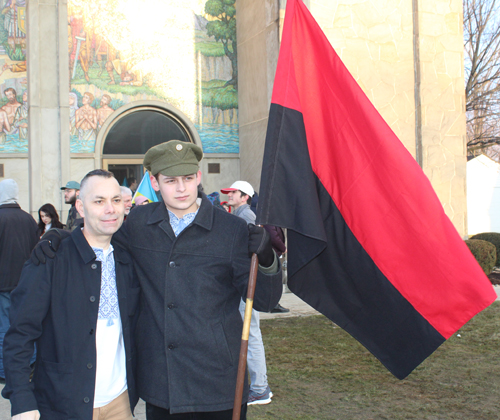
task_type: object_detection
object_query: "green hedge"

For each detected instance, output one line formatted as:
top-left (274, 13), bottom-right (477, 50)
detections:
top-left (470, 232), bottom-right (500, 266)
top-left (465, 239), bottom-right (497, 275)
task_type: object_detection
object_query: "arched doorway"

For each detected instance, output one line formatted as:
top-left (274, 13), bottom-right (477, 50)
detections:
top-left (96, 101), bottom-right (201, 185)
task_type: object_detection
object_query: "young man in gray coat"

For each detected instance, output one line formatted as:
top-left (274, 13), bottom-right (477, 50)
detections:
top-left (117, 140), bottom-right (282, 419)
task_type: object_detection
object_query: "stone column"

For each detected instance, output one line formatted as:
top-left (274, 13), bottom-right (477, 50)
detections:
top-left (27, 0), bottom-right (70, 216)
top-left (237, 0), bottom-right (280, 191)
top-left (416, 0), bottom-right (468, 236)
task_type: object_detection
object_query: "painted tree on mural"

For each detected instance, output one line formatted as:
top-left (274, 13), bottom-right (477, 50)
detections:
top-left (205, 0), bottom-right (237, 89)
top-left (464, 0), bottom-right (500, 158)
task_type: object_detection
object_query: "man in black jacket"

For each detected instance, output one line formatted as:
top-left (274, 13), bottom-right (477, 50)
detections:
top-left (0, 178), bottom-right (38, 380)
top-left (61, 180), bottom-right (84, 231)
top-left (2, 170), bottom-right (140, 420)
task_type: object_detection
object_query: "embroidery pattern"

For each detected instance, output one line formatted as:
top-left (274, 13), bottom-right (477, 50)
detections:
top-left (93, 245), bottom-right (120, 321)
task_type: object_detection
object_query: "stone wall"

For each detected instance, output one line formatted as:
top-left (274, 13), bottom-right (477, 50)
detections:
top-left (416, 0), bottom-right (467, 235)
top-left (310, 0), bottom-right (467, 235)
top-left (237, 0), bottom-right (280, 192)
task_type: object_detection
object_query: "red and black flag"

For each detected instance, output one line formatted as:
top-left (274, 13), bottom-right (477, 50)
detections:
top-left (257, 0), bottom-right (496, 379)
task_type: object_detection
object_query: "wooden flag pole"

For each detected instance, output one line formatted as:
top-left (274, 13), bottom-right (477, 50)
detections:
top-left (232, 253), bottom-right (259, 420)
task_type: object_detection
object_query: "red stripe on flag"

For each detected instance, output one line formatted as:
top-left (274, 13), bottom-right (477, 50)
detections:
top-left (273, 0), bottom-right (495, 339)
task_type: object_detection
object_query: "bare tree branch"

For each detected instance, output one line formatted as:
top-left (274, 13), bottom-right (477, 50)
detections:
top-left (465, 0), bottom-right (500, 157)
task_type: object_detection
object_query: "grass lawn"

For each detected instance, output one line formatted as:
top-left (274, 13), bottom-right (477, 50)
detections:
top-left (248, 302), bottom-right (500, 419)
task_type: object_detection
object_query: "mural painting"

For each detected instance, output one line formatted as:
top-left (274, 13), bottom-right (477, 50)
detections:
top-left (68, 0), bottom-right (238, 154)
top-left (0, 0), bottom-right (27, 154)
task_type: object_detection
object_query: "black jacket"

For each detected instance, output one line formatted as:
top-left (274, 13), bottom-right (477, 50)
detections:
top-left (0, 203), bottom-right (38, 292)
top-left (2, 227), bottom-right (140, 419)
top-left (114, 195), bottom-right (282, 414)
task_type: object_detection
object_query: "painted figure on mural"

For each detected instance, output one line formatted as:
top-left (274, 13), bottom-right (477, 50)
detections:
top-left (1, 88), bottom-right (20, 128)
top-left (75, 92), bottom-right (97, 146)
top-left (2, 61), bottom-right (26, 74)
top-left (2, 0), bottom-right (26, 44)
top-left (63, 0), bottom-right (240, 154)
top-left (106, 59), bottom-right (143, 87)
top-left (68, 9), bottom-right (90, 83)
top-left (69, 92), bottom-right (79, 137)
top-left (0, 108), bottom-right (11, 145)
top-left (97, 94), bottom-right (114, 129)
top-left (12, 89), bottom-right (27, 141)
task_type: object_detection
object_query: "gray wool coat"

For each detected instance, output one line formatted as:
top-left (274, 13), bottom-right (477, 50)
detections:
top-left (114, 194), bottom-right (282, 414)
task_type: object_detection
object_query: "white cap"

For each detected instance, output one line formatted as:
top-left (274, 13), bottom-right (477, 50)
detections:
top-left (220, 181), bottom-right (255, 197)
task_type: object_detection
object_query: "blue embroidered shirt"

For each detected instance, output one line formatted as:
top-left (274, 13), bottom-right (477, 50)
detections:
top-left (93, 245), bottom-right (120, 323)
top-left (168, 209), bottom-right (199, 236)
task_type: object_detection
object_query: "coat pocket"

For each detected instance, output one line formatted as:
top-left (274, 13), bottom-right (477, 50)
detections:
top-left (211, 322), bottom-right (233, 370)
top-left (35, 359), bottom-right (73, 415)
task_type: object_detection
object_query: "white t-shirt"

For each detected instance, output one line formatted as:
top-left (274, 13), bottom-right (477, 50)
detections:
top-left (92, 245), bottom-right (127, 408)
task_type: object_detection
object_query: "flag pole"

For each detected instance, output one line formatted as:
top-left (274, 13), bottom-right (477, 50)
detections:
top-left (232, 253), bottom-right (259, 420)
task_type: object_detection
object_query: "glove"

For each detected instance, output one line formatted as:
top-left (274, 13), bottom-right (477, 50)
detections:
top-left (248, 224), bottom-right (274, 268)
top-left (31, 229), bottom-right (68, 265)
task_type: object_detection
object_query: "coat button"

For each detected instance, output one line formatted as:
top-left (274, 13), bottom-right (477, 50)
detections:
top-left (87, 363), bottom-right (93, 369)
top-left (169, 261), bottom-right (176, 268)
top-left (89, 329), bottom-right (94, 335)
top-left (90, 296), bottom-right (96, 302)
top-left (167, 303), bottom-right (174, 309)
top-left (168, 344), bottom-right (175, 350)
top-left (91, 263), bottom-right (97, 269)
top-left (83, 397), bottom-right (90, 403)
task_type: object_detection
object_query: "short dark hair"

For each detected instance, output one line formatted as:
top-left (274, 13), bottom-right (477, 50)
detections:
top-left (79, 169), bottom-right (115, 200)
top-left (127, 177), bottom-right (137, 185)
top-left (239, 190), bottom-right (252, 205)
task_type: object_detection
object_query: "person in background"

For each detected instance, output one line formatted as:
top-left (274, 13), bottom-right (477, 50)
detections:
top-left (207, 191), bottom-right (226, 211)
top-left (134, 196), bottom-right (150, 206)
top-left (221, 181), bottom-right (274, 406)
top-left (221, 201), bottom-right (230, 213)
top-left (221, 181), bottom-right (256, 224)
top-left (121, 186), bottom-right (133, 218)
top-left (61, 180), bottom-right (83, 231)
top-left (264, 225), bottom-right (290, 313)
top-left (127, 177), bottom-right (138, 195)
top-left (247, 191), bottom-right (290, 314)
top-left (250, 191), bottom-right (259, 215)
top-left (0, 179), bottom-right (38, 381)
top-left (37, 203), bottom-right (64, 238)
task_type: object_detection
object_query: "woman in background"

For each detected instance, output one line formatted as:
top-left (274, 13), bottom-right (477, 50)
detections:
top-left (37, 203), bottom-right (64, 238)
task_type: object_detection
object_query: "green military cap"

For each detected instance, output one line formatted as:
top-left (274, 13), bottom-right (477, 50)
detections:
top-left (143, 140), bottom-right (203, 177)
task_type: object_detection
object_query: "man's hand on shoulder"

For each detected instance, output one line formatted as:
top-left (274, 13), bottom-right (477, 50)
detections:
top-left (30, 229), bottom-right (70, 265)
top-left (12, 410), bottom-right (40, 420)
top-left (248, 224), bottom-right (274, 268)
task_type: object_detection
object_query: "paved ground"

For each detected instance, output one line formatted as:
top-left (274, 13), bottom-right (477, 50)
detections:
top-left (0, 291), bottom-right (318, 419)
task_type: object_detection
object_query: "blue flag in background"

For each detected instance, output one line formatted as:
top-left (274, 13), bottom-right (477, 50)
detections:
top-left (132, 172), bottom-right (159, 204)
top-left (122, 177), bottom-right (129, 187)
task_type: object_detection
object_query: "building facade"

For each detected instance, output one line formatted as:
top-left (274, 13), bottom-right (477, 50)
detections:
top-left (0, 0), bottom-right (468, 235)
